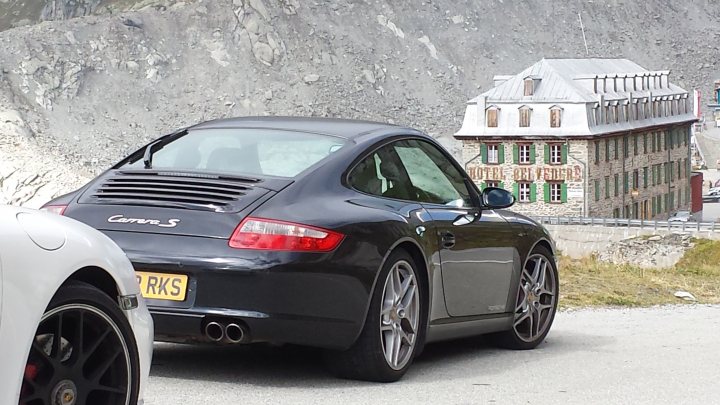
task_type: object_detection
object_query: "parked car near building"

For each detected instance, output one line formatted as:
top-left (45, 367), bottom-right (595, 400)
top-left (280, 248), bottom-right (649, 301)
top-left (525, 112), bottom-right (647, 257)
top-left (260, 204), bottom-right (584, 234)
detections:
top-left (0, 205), bottom-right (153, 405)
top-left (42, 117), bottom-right (559, 382)
top-left (668, 210), bottom-right (692, 222)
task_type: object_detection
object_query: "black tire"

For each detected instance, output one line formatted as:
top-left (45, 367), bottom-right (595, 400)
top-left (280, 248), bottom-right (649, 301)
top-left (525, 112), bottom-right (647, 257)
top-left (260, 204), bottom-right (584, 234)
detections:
top-left (20, 281), bottom-right (140, 405)
top-left (488, 245), bottom-right (559, 350)
top-left (324, 249), bottom-right (424, 382)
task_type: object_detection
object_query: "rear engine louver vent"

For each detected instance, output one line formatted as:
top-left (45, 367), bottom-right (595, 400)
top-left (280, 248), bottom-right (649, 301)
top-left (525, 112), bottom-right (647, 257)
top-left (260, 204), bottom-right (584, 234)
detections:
top-left (84, 171), bottom-right (259, 212)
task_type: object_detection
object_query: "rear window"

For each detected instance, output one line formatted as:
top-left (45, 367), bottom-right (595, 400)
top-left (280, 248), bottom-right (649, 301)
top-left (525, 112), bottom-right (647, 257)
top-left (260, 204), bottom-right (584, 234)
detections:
top-left (123, 128), bottom-right (347, 177)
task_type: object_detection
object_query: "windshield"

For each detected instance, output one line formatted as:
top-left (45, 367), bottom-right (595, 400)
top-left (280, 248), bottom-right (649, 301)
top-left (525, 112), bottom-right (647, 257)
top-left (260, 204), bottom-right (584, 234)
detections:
top-left (122, 128), bottom-right (347, 178)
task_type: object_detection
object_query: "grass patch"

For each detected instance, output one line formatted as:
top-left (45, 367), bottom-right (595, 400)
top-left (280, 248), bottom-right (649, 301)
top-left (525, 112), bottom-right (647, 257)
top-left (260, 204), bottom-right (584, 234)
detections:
top-left (559, 239), bottom-right (720, 309)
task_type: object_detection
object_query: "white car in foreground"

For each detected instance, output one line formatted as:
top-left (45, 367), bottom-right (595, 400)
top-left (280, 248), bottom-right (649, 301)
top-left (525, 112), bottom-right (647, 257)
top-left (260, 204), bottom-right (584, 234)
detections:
top-left (0, 205), bottom-right (152, 405)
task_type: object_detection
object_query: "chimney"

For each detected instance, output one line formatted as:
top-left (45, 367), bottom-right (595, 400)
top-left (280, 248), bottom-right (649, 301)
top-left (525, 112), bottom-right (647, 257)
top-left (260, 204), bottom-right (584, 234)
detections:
top-left (476, 96), bottom-right (487, 127)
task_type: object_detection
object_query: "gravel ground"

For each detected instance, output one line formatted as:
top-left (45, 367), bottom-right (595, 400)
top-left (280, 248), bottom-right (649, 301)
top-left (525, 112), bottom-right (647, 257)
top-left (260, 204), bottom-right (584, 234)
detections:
top-left (145, 305), bottom-right (720, 405)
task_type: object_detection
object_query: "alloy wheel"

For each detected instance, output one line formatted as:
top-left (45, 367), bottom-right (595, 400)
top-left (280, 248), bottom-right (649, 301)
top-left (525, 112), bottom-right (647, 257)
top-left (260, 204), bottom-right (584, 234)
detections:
top-left (20, 304), bottom-right (132, 405)
top-left (380, 260), bottom-right (420, 371)
top-left (513, 254), bottom-right (557, 343)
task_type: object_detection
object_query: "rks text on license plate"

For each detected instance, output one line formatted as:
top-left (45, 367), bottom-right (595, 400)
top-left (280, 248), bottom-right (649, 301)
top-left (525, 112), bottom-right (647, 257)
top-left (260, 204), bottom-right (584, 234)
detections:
top-left (135, 271), bottom-right (188, 301)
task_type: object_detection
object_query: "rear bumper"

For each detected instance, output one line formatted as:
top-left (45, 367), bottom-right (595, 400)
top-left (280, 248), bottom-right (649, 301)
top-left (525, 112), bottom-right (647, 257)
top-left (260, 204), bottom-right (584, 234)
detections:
top-left (101, 230), bottom-right (380, 350)
top-left (149, 306), bottom-right (361, 349)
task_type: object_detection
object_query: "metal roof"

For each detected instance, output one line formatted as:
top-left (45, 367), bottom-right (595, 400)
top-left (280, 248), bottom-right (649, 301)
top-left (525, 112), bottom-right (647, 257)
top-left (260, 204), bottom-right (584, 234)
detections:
top-left (473, 58), bottom-right (687, 103)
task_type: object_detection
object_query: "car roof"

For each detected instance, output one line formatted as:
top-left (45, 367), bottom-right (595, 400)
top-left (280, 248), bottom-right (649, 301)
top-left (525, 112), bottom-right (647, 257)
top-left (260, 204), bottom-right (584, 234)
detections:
top-left (187, 116), bottom-right (410, 140)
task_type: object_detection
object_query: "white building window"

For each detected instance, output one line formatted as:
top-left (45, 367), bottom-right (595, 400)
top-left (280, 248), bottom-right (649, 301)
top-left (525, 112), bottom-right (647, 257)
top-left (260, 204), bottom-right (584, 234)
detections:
top-left (550, 106), bottom-right (562, 128)
top-left (486, 107), bottom-right (499, 127)
top-left (487, 144), bottom-right (499, 164)
top-left (519, 106), bottom-right (532, 127)
top-left (550, 144), bottom-right (562, 165)
top-left (611, 104), bottom-right (619, 123)
top-left (550, 182), bottom-right (562, 203)
top-left (524, 79), bottom-right (534, 96)
top-left (519, 144), bottom-right (531, 164)
top-left (518, 182), bottom-right (531, 202)
top-left (486, 180), bottom-right (499, 188)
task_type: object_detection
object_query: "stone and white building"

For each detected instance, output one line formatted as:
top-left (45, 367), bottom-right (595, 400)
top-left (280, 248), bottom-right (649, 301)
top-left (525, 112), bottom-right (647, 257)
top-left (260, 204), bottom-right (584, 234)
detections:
top-left (455, 58), bottom-right (697, 219)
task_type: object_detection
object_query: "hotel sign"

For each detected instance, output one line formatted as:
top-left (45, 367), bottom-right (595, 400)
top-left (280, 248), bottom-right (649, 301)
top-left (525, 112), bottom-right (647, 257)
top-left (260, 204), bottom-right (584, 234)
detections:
top-left (467, 165), bottom-right (583, 182)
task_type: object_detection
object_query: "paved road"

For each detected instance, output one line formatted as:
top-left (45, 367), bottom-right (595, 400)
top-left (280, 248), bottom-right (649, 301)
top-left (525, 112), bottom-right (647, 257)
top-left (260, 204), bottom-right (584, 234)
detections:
top-left (695, 126), bottom-right (720, 170)
top-left (145, 305), bottom-right (720, 405)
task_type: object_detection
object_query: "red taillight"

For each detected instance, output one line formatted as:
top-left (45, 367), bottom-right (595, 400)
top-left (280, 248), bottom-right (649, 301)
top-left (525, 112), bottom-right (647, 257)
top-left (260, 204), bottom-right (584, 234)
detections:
top-left (41, 205), bottom-right (67, 215)
top-left (229, 217), bottom-right (344, 252)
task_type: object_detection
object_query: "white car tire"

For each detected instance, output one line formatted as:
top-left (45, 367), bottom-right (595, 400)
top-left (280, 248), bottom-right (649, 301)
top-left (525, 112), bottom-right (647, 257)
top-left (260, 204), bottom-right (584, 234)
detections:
top-left (19, 281), bottom-right (140, 405)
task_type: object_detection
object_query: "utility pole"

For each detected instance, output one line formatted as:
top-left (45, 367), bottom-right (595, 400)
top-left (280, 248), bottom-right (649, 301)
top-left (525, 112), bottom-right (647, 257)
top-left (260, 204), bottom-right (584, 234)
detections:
top-left (578, 11), bottom-right (589, 56)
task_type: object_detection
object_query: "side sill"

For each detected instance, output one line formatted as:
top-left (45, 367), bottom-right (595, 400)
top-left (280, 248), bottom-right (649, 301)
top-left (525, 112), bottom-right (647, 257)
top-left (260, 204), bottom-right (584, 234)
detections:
top-left (426, 314), bottom-right (513, 343)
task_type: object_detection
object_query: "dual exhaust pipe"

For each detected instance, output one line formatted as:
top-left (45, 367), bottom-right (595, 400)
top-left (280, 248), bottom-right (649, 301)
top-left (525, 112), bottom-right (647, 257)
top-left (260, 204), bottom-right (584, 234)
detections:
top-left (204, 321), bottom-right (248, 344)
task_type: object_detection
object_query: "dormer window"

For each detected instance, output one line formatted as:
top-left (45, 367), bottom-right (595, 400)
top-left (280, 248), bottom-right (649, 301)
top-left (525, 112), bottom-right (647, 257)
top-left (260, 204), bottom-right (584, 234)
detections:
top-left (486, 106), bottom-right (499, 127)
top-left (519, 106), bottom-right (532, 127)
top-left (524, 79), bottom-right (534, 96)
top-left (550, 106), bottom-right (562, 128)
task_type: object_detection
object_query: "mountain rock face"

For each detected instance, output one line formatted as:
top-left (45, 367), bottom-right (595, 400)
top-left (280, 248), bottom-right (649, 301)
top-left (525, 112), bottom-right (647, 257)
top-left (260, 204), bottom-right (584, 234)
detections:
top-left (0, 0), bottom-right (719, 207)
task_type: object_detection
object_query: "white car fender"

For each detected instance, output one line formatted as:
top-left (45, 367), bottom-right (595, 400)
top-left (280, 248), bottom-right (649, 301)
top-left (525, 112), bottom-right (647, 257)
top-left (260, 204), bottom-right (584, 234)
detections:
top-left (0, 207), bottom-right (152, 405)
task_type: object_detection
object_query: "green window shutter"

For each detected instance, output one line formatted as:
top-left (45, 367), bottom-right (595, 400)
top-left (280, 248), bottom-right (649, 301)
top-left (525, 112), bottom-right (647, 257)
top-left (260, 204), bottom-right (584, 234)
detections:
top-left (623, 136), bottom-right (628, 158)
top-left (605, 177), bottom-right (610, 199)
top-left (498, 144), bottom-right (505, 164)
top-left (561, 183), bottom-right (568, 203)
top-left (543, 183), bottom-right (550, 203)
top-left (623, 172), bottom-right (629, 193)
top-left (605, 140), bottom-right (610, 161)
top-left (652, 197), bottom-right (656, 216)
top-left (530, 144), bottom-right (536, 164)
top-left (481, 143), bottom-right (488, 164)
top-left (614, 139), bottom-right (618, 160)
top-left (616, 175), bottom-right (620, 196)
top-left (498, 181), bottom-right (505, 189)
top-left (512, 183), bottom-right (519, 199)
top-left (480, 182), bottom-right (486, 190)
top-left (633, 135), bottom-right (638, 155)
top-left (594, 142), bottom-right (599, 163)
top-left (561, 144), bottom-right (568, 164)
top-left (513, 144), bottom-right (519, 164)
top-left (530, 183), bottom-right (537, 203)
top-left (652, 165), bottom-right (657, 186)
top-left (651, 134), bottom-right (655, 152)
top-left (594, 180), bottom-right (599, 201)
top-left (544, 144), bottom-right (550, 164)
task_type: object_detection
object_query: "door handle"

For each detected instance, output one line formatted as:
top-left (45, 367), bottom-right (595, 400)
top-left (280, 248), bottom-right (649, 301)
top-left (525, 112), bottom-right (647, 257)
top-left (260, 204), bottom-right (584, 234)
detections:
top-left (441, 231), bottom-right (456, 248)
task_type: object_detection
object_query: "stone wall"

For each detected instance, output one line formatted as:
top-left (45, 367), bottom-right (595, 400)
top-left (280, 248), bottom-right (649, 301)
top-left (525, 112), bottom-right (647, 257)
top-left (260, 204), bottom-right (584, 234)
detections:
top-left (544, 224), bottom-right (720, 264)
top-left (586, 125), bottom-right (692, 219)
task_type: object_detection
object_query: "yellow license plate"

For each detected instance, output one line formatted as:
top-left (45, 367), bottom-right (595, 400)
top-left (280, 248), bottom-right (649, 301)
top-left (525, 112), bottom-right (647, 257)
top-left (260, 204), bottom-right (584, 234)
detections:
top-left (135, 271), bottom-right (188, 301)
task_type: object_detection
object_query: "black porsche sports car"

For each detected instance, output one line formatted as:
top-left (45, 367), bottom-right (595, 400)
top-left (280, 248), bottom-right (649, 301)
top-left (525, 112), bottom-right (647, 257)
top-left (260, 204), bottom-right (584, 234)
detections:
top-left (43, 117), bottom-right (559, 382)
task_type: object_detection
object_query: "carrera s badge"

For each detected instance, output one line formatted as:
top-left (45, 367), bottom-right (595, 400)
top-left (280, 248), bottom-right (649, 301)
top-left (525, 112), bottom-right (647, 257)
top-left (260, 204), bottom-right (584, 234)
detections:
top-left (107, 214), bottom-right (180, 228)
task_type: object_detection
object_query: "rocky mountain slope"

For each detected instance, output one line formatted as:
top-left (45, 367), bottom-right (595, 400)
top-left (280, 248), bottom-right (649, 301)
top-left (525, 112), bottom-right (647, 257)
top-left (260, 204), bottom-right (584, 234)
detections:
top-left (1, 0), bottom-right (719, 207)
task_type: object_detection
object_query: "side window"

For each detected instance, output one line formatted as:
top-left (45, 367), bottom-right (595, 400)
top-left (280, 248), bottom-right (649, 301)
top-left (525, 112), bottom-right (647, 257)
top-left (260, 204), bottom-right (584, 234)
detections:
top-left (392, 139), bottom-right (472, 207)
top-left (348, 145), bottom-right (414, 200)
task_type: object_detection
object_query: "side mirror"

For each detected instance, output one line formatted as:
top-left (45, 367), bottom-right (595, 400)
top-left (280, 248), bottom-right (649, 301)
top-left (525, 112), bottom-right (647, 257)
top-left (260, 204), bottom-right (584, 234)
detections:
top-left (481, 187), bottom-right (515, 209)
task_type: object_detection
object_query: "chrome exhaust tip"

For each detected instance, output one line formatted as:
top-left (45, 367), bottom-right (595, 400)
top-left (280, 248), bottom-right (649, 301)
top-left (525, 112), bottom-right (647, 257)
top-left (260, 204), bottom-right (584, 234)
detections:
top-left (205, 321), bottom-right (224, 342)
top-left (224, 323), bottom-right (245, 344)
